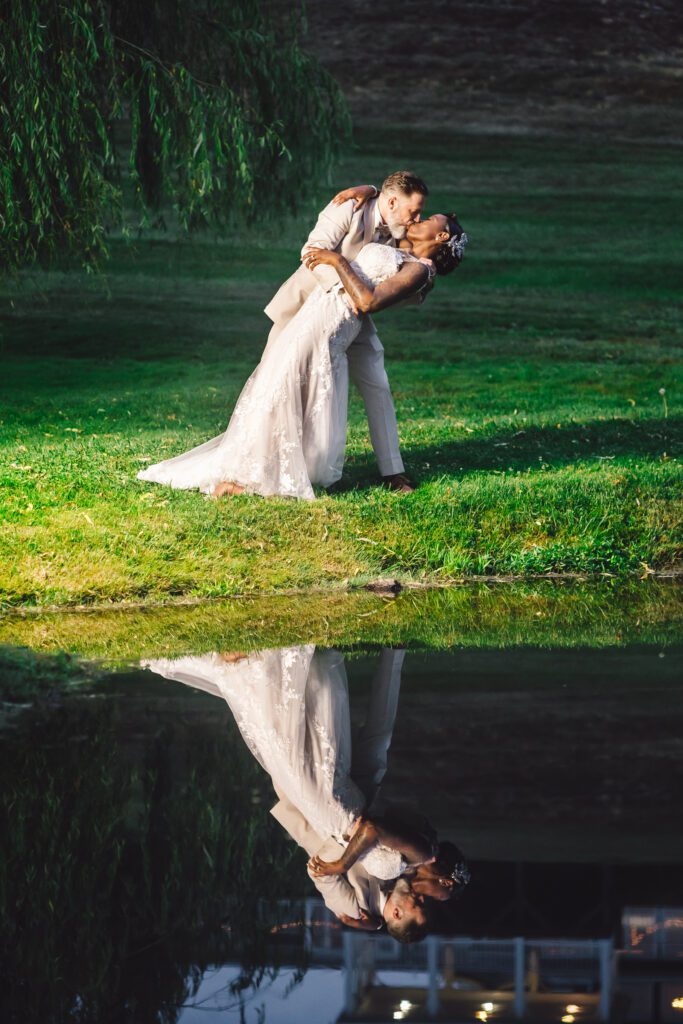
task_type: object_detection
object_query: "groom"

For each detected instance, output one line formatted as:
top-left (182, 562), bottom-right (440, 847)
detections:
top-left (264, 171), bottom-right (429, 494)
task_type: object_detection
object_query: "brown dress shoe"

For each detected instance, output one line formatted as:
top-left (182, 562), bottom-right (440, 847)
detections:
top-left (381, 473), bottom-right (415, 494)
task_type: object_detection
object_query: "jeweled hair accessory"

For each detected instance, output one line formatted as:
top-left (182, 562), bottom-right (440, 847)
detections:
top-left (451, 861), bottom-right (471, 888)
top-left (448, 231), bottom-right (468, 262)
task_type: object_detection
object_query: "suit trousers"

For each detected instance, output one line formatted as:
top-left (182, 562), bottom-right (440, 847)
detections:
top-left (266, 315), bottom-right (405, 477)
top-left (351, 648), bottom-right (404, 807)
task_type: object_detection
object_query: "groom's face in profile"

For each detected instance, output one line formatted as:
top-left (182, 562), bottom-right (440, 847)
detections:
top-left (384, 190), bottom-right (425, 239)
top-left (384, 878), bottom-right (428, 926)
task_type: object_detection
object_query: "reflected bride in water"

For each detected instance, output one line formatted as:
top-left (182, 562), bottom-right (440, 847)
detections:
top-left (143, 645), bottom-right (469, 943)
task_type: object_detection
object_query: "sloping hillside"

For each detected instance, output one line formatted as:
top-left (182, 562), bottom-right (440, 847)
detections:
top-left (302, 0), bottom-right (683, 138)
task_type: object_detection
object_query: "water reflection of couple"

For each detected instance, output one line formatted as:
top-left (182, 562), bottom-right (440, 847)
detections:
top-left (144, 646), bottom-right (469, 944)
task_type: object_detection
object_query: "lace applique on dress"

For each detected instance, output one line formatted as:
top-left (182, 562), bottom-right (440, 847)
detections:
top-left (358, 844), bottom-right (407, 881)
top-left (143, 646), bottom-right (364, 840)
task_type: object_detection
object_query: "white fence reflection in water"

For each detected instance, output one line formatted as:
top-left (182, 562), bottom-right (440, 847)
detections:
top-left (342, 934), bottom-right (612, 1021)
top-left (268, 899), bottom-right (614, 1021)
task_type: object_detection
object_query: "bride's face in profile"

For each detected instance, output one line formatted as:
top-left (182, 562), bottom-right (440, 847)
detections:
top-left (410, 861), bottom-right (456, 901)
top-left (406, 214), bottom-right (452, 258)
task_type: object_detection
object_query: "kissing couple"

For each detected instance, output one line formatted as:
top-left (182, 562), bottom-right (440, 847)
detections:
top-left (144, 645), bottom-right (470, 943)
top-left (138, 171), bottom-right (467, 500)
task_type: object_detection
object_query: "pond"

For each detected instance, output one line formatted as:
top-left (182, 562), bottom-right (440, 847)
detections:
top-left (1, 581), bottom-right (681, 1024)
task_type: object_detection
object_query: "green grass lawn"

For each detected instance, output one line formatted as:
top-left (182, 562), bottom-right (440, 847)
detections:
top-left (1, 128), bottom-right (681, 607)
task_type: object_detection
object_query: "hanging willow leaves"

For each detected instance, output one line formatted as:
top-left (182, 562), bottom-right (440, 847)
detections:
top-left (0, 0), bottom-right (351, 270)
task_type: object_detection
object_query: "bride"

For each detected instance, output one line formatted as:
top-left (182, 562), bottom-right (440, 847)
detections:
top-left (137, 213), bottom-right (467, 500)
top-left (142, 645), bottom-right (427, 880)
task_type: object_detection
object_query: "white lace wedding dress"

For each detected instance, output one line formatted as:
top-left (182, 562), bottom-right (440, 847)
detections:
top-left (143, 645), bottom-right (406, 879)
top-left (137, 244), bottom-right (420, 500)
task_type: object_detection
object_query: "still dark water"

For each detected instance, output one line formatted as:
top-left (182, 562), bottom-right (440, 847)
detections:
top-left (1, 593), bottom-right (682, 1024)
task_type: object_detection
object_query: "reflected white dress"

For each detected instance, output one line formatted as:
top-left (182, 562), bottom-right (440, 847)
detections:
top-left (143, 645), bottom-right (406, 879)
top-left (137, 244), bottom-right (420, 500)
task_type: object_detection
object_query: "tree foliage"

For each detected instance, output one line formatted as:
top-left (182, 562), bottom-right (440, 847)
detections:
top-left (0, 0), bottom-right (351, 270)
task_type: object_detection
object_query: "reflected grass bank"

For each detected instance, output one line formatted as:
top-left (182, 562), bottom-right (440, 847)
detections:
top-left (0, 579), bottom-right (680, 670)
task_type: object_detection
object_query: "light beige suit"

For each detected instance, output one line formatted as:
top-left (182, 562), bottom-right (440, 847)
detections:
top-left (263, 197), bottom-right (405, 477)
top-left (271, 791), bottom-right (386, 920)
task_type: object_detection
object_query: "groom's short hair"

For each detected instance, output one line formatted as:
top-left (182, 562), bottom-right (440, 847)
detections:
top-left (382, 171), bottom-right (429, 198)
top-left (387, 915), bottom-right (429, 944)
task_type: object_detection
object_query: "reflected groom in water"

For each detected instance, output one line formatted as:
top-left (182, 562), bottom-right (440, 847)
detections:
top-left (143, 645), bottom-right (465, 941)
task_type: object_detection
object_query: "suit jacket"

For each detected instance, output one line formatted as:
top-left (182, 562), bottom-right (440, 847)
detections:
top-left (263, 197), bottom-right (392, 325)
top-left (270, 787), bottom-right (385, 921)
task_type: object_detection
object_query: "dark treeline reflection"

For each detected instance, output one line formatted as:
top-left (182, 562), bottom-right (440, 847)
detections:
top-left (0, 693), bottom-right (307, 1023)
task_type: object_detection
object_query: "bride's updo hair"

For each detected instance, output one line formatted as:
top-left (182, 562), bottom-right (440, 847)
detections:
top-left (433, 214), bottom-right (468, 276)
top-left (435, 840), bottom-right (471, 898)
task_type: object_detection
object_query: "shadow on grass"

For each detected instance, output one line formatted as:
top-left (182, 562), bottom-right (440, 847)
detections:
top-left (333, 415), bottom-right (680, 490)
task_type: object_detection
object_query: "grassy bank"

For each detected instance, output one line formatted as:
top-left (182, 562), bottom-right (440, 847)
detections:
top-left (1, 128), bottom-right (681, 607)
